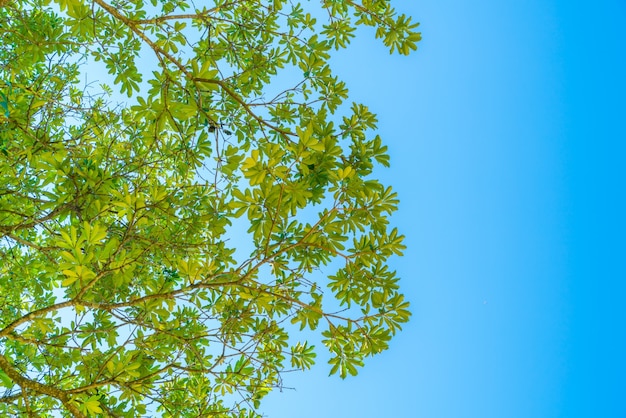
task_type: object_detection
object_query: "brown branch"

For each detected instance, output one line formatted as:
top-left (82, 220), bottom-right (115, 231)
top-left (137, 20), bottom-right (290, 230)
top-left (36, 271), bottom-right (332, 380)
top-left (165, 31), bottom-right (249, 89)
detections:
top-left (0, 391), bottom-right (22, 403)
top-left (131, 2), bottom-right (237, 25)
top-left (6, 233), bottom-right (57, 252)
top-left (0, 202), bottom-right (74, 237)
top-left (92, 0), bottom-right (296, 143)
top-left (0, 354), bottom-right (86, 418)
top-left (84, 279), bottom-right (238, 310)
top-left (134, 12), bottom-right (211, 25)
top-left (5, 331), bottom-right (83, 352)
top-left (194, 77), bottom-right (295, 141)
top-left (0, 300), bottom-right (76, 338)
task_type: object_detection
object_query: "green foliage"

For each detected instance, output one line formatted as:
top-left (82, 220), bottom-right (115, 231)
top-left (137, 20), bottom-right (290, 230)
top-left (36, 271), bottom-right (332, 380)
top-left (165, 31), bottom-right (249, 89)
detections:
top-left (0, 0), bottom-right (419, 416)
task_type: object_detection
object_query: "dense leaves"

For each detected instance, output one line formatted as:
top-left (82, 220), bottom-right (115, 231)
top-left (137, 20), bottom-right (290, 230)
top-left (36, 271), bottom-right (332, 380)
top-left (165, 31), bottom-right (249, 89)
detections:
top-left (0, 0), bottom-right (419, 416)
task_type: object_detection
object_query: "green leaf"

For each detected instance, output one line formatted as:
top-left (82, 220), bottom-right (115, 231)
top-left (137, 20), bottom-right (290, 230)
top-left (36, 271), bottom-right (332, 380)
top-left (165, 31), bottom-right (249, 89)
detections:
top-left (0, 371), bottom-right (13, 388)
top-left (84, 396), bottom-right (103, 415)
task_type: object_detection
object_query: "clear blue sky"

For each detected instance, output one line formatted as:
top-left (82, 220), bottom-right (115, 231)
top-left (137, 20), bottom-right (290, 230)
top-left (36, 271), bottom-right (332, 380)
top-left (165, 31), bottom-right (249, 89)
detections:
top-left (260, 0), bottom-right (626, 417)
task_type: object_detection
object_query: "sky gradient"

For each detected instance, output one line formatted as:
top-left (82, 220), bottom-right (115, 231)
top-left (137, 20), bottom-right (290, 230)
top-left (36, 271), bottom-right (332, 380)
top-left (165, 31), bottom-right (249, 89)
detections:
top-left (260, 1), bottom-right (626, 417)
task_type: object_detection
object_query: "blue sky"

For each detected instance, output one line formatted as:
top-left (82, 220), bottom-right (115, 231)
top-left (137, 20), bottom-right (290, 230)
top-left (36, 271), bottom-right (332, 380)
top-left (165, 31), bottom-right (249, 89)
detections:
top-left (260, 1), bottom-right (626, 417)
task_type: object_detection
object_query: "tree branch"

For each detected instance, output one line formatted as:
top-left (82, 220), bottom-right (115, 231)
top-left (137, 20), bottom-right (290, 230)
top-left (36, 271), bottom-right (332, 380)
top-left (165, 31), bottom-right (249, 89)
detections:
top-left (92, 0), bottom-right (296, 143)
top-left (0, 354), bottom-right (86, 418)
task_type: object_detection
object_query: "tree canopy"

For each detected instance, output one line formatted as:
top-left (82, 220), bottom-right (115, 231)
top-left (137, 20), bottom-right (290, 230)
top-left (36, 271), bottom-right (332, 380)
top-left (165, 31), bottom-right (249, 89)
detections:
top-left (0, 0), bottom-right (420, 416)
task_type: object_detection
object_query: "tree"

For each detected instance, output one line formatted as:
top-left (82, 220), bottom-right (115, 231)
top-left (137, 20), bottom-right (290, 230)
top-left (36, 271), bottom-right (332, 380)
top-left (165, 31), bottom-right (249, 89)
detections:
top-left (0, 0), bottom-right (420, 416)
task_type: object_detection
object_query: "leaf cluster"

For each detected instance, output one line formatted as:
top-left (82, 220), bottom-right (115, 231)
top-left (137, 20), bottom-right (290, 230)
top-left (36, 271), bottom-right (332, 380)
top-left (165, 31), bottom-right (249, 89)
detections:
top-left (0, 0), bottom-right (419, 416)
